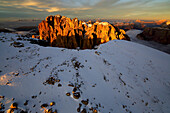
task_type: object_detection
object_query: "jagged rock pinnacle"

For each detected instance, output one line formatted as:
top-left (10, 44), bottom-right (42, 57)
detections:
top-left (35, 15), bottom-right (130, 49)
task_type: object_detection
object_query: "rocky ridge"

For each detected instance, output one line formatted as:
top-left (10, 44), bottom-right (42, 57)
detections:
top-left (33, 15), bottom-right (130, 49)
top-left (137, 27), bottom-right (170, 44)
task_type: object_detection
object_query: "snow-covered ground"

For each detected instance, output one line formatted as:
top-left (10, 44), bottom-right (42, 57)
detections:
top-left (0, 32), bottom-right (170, 113)
top-left (126, 29), bottom-right (170, 54)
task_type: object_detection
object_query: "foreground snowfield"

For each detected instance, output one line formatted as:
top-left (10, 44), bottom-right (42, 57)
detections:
top-left (0, 33), bottom-right (170, 113)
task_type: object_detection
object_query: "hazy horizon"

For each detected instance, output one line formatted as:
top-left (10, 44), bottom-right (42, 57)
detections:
top-left (0, 0), bottom-right (170, 21)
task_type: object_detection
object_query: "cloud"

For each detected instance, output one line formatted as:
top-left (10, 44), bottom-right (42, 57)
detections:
top-left (21, 1), bottom-right (39, 6)
top-left (0, 0), bottom-right (170, 20)
top-left (0, 0), bottom-right (92, 13)
top-left (124, 11), bottom-right (146, 17)
top-left (46, 7), bottom-right (61, 12)
top-left (46, 7), bottom-right (91, 13)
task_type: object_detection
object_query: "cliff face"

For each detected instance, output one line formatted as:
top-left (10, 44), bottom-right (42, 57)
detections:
top-left (137, 27), bottom-right (170, 44)
top-left (35, 15), bottom-right (130, 49)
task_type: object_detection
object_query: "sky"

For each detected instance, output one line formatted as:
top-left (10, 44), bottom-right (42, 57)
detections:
top-left (0, 0), bottom-right (170, 21)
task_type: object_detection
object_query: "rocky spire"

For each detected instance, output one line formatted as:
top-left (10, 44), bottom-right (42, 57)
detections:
top-left (36, 15), bottom-right (130, 49)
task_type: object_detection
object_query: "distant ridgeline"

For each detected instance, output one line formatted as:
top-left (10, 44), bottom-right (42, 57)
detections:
top-left (137, 21), bottom-right (170, 45)
top-left (32, 15), bottom-right (130, 49)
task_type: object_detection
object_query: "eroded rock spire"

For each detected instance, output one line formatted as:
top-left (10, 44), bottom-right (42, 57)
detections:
top-left (33, 15), bottom-right (130, 49)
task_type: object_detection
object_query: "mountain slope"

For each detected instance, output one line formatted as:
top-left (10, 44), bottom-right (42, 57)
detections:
top-left (126, 29), bottom-right (170, 54)
top-left (0, 33), bottom-right (170, 113)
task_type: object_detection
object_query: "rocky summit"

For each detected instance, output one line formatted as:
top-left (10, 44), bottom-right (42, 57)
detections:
top-left (33, 15), bottom-right (130, 49)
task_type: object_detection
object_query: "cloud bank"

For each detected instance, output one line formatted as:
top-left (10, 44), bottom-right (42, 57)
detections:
top-left (0, 0), bottom-right (170, 20)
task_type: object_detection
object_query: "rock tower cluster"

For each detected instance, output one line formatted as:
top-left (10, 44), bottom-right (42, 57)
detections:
top-left (33, 15), bottom-right (130, 49)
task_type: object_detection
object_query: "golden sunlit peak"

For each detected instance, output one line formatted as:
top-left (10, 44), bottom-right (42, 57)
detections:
top-left (166, 21), bottom-right (170, 25)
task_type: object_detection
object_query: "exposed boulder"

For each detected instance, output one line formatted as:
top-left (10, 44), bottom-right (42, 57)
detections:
top-left (10, 102), bottom-right (18, 109)
top-left (137, 27), bottom-right (170, 44)
top-left (35, 15), bottom-right (130, 49)
top-left (10, 41), bottom-right (24, 47)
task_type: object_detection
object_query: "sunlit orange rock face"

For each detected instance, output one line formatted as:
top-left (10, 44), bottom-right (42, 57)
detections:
top-left (161, 21), bottom-right (170, 29)
top-left (137, 27), bottom-right (170, 44)
top-left (135, 19), bottom-right (167, 25)
top-left (37, 15), bottom-right (130, 49)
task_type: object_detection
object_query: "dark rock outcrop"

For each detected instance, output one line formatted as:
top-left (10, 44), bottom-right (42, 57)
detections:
top-left (137, 27), bottom-right (170, 44)
top-left (0, 28), bottom-right (13, 33)
top-left (14, 26), bottom-right (37, 31)
top-left (35, 15), bottom-right (130, 49)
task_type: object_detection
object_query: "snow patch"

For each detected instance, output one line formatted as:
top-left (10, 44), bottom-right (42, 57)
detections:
top-left (0, 32), bottom-right (170, 112)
